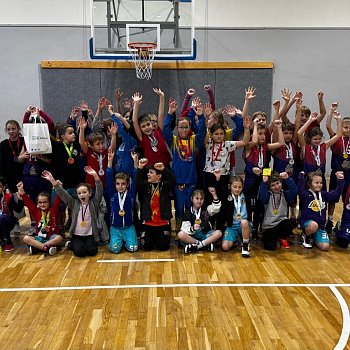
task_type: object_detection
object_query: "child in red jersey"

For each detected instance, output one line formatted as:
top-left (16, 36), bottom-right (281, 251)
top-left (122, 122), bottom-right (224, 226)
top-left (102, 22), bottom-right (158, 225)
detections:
top-left (17, 181), bottom-right (62, 256)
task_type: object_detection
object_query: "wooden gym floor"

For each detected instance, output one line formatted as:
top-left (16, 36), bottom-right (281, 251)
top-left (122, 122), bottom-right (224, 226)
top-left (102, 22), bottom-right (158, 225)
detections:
top-left (0, 204), bottom-right (349, 350)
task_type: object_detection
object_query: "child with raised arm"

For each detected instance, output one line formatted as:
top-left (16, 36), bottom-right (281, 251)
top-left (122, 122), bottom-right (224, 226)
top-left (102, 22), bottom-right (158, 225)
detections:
top-left (298, 170), bottom-right (344, 251)
top-left (42, 167), bottom-right (108, 257)
top-left (243, 118), bottom-right (285, 238)
top-left (17, 181), bottom-right (62, 256)
top-left (136, 158), bottom-right (175, 251)
top-left (79, 116), bottom-right (117, 188)
top-left (258, 172), bottom-right (298, 251)
top-left (0, 177), bottom-right (23, 252)
top-left (178, 187), bottom-right (222, 254)
top-left (298, 111), bottom-right (342, 188)
top-left (222, 176), bottom-right (251, 257)
top-left (163, 99), bottom-right (207, 225)
top-left (106, 149), bottom-right (138, 253)
top-left (132, 90), bottom-right (172, 167)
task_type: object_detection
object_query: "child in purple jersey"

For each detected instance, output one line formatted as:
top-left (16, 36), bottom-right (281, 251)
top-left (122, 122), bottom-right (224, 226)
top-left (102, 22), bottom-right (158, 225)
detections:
top-left (298, 170), bottom-right (344, 251)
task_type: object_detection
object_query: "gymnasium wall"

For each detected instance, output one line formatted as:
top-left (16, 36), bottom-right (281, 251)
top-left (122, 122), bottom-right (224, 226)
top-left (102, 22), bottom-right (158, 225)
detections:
top-left (1, 1), bottom-right (350, 174)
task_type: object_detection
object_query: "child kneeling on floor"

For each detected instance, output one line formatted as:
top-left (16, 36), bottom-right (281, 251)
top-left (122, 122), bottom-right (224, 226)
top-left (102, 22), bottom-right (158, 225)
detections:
top-left (258, 171), bottom-right (298, 250)
top-left (42, 167), bottom-right (109, 257)
top-left (17, 181), bottom-right (62, 256)
top-left (178, 187), bottom-right (222, 254)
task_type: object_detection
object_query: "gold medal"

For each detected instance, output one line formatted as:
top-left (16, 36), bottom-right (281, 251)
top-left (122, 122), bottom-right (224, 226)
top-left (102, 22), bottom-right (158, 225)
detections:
top-left (195, 219), bottom-right (201, 225)
top-left (273, 209), bottom-right (278, 215)
top-left (119, 209), bottom-right (125, 217)
top-left (236, 213), bottom-right (242, 220)
top-left (68, 157), bottom-right (75, 164)
top-left (344, 154), bottom-right (349, 159)
top-left (80, 221), bottom-right (87, 227)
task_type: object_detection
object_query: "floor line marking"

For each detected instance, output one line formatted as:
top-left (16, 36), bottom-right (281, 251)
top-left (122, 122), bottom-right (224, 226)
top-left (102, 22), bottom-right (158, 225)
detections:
top-left (1, 283), bottom-right (350, 293)
top-left (97, 259), bottom-right (175, 263)
top-left (330, 286), bottom-right (350, 350)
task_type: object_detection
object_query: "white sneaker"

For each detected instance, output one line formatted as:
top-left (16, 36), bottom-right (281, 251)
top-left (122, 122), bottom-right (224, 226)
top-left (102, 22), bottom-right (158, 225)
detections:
top-left (241, 242), bottom-right (250, 257)
top-left (302, 233), bottom-right (312, 249)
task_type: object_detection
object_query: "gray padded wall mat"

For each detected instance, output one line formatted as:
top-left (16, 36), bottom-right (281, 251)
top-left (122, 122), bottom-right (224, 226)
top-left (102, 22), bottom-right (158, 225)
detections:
top-left (41, 66), bottom-right (273, 172)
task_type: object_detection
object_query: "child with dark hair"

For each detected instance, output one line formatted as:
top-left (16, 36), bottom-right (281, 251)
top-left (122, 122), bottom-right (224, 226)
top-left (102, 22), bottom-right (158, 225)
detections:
top-left (42, 167), bottom-right (108, 257)
top-left (258, 172), bottom-right (298, 250)
top-left (178, 188), bottom-right (222, 254)
top-left (0, 177), bottom-right (23, 252)
top-left (106, 149), bottom-right (138, 253)
top-left (223, 176), bottom-right (251, 257)
top-left (132, 90), bottom-right (172, 167)
top-left (298, 170), bottom-right (344, 251)
top-left (163, 99), bottom-right (207, 225)
top-left (298, 112), bottom-right (342, 186)
top-left (0, 120), bottom-right (25, 194)
top-left (136, 158), bottom-right (175, 251)
top-left (17, 181), bottom-right (62, 256)
top-left (79, 117), bottom-right (117, 188)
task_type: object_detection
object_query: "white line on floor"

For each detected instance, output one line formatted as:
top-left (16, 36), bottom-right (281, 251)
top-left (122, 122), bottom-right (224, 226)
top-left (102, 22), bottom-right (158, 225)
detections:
top-left (97, 259), bottom-right (175, 263)
top-left (331, 286), bottom-right (350, 350)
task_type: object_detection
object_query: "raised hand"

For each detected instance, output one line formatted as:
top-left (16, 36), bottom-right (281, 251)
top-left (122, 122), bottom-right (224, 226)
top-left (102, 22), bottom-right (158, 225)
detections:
top-left (208, 186), bottom-right (217, 196)
top-left (79, 100), bottom-right (89, 111)
top-left (224, 104), bottom-right (238, 117)
top-left (330, 102), bottom-right (339, 113)
top-left (108, 148), bottom-right (115, 162)
top-left (213, 168), bottom-right (221, 180)
top-left (292, 91), bottom-right (303, 101)
top-left (79, 116), bottom-right (88, 130)
top-left (204, 84), bottom-right (212, 92)
top-left (16, 181), bottom-right (25, 195)
top-left (191, 97), bottom-right (201, 108)
top-left (114, 88), bottom-right (123, 101)
top-left (336, 171), bottom-right (344, 180)
top-left (154, 162), bottom-right (165, 172)
top-left (279, 172), bottom-right (289, 180)
top-left (168, 99), bottom-right (178, 115)
top-left (132, 92), bottom-right (142, 104)
top-left (108, 122), bottom-right (118, 135)
top-left (153, 88), bottom-right (164, 97)
top-left (252, 167), bottom-right (262, 176)
top-left (317, 91), bottom-right (324, 100)
top-left (333, 111), bottom-right (341, 120)
top-left (195, 103), bottom-right (204, 116)
top-left (309, 112), bottom-right (318, 122)
top-left (138, 158), bottom-right (148, 169)
top-left (123, 98), bottom-right (132, 110)
top-left (243, 116), bottom-right (251, 128)
top-left (26, 105), bottom-right (36, 113)
top-left (204, 102), bottom-right (213, 118)
top-left (84, 166), bottom-right (98, 177)
top-left (245, 86), bottom-right (256, 101)
top-left (273, 119), bottom-right (282, 128)
top-left (281, 88), bottom-right (292, 102)
top-left (107, 104), bottom-right (114, 115)
top-left (41, 170), bottom-right (56, 184)
top-left (187, 88), bottom-right (195, 96)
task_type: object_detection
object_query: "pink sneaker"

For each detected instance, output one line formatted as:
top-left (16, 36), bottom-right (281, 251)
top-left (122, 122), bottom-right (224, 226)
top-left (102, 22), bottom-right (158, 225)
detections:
top-left (4, 244), bottom-right (14, 252)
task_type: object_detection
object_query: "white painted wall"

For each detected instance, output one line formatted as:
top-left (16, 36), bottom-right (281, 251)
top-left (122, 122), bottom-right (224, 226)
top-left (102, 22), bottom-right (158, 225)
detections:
top-left (1, 1), bottom-right (350, 27)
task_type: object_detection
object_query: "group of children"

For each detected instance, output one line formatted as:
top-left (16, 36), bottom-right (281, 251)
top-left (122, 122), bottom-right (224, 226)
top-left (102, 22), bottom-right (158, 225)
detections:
top-left (1, 85), bottom-right (350, 259)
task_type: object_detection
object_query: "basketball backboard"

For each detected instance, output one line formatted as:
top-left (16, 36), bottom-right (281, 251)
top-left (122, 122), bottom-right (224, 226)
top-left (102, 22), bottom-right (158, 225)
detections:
top-left (90, 0), bottom-right (196, 60)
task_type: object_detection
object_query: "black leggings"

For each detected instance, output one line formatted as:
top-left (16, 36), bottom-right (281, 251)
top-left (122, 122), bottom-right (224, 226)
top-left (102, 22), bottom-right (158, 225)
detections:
top-left (143, 225), bottom-right (170, 251)
top-left (262, 218), bottom-right (297, 251)
top-left (71, 234), bottom-right (98, 257)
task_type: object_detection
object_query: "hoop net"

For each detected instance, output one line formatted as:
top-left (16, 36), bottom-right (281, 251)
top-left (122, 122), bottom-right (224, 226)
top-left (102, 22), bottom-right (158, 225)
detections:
top-left (128, 42), bottom-right (157, 80)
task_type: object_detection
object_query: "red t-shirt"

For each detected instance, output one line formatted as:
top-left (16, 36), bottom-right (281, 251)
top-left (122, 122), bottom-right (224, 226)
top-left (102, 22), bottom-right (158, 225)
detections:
top-left (86, 148), bottom-right (108, 187)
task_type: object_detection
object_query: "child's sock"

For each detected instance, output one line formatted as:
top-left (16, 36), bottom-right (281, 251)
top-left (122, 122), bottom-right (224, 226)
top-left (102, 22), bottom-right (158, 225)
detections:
top-left (243, 238), bottom-right (250, 243)
top-left (197, 240), bottom-right (205, 249)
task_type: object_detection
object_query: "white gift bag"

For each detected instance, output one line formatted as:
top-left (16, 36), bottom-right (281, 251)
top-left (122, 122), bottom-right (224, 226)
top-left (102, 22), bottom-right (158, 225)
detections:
top-left (23, 119), bottom-right (52, 154)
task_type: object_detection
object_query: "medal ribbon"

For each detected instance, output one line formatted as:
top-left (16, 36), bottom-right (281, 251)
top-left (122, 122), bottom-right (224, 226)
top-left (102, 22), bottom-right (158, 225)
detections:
top-left (0, 194), bottom-right (4, 214)
top-left (309, 190), bottom-right (323, 216)
top-left (81, 204), bottom-right (89, 222)
top-left (286, 142), bottom-right (293, 161)
top-left (63, 142), bottom-right (74, 158)
top-left (41, 210), bottom-right (50, 227)
top-left (177, 137), bottom-right (191, 159)
top-left (8, 138), bottom-right (20, 157)
top-left (118, 191), bottom-right (127, 226)
top-left (258, 145), bottom-right (264, 168)
top-left (211, 141), bottom-right (223, 164)
top-left (342, 136), bottom-right (350, 155)
top-left (233, 195), bottom-right (242, 217)
top-left (97, 153), bottom-right (103, 174)
top-left (148, 133), bottom-right (158, 151)
top-left (311, 145), bottom-right (321, 166)
top-left (272, 193), bottom-right (282, 213)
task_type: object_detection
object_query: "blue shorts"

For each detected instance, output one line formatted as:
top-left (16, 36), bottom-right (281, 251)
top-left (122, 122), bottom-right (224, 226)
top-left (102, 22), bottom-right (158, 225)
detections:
top-left (35, 234), bottom-right (59, 244)
top-left (224, 222), bottom-right (252, 242)
top-left (110, 225), bottom-right (138, 253)
top-left (180, 229), bottom-right (215, 245)
top-left (302, 220), bottom-right (329, 244)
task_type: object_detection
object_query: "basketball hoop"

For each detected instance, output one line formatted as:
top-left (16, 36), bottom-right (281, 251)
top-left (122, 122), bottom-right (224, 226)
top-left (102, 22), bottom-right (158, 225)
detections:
top-left (128, 42), bottom-right (157, 80)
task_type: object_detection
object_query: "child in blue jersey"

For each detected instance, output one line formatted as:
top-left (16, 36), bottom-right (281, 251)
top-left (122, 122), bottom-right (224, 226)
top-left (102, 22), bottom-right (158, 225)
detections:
top-left (222, 176), bottom-right (251, 257)
top-left (106, 149), bottom-right (138, 253)
top-left (258, 172), bottom-right (298, 251)
top-left (177, 187), bottom-right (222, 254)
top-left (298, 170), bottom-right (344, 251)
top-left (163, 99), bottom-right (207, 226)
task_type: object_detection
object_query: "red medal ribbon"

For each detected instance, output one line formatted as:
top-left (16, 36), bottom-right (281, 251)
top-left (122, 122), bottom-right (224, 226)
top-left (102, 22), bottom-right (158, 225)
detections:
top-left (8, 138), bottom-right (21, 157)
top-left (211, 141), bottom-right (223, 163)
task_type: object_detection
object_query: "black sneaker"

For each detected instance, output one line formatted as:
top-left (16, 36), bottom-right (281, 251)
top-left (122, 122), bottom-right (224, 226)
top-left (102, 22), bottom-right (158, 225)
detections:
top-left (325, 219), bottom-right (334, 235)
top-left (301, 233), bottom-right (312, 249)
top-left (205, 243), bottom-right (214, 252)
top-left (241, 242), bottom-right (250, 257)
top-left (184, 244), bottom-right (198, 254)
top-left (65, 240), bottom-right (72, 249)
top-left (29, 246), bottom-right (40, 255)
